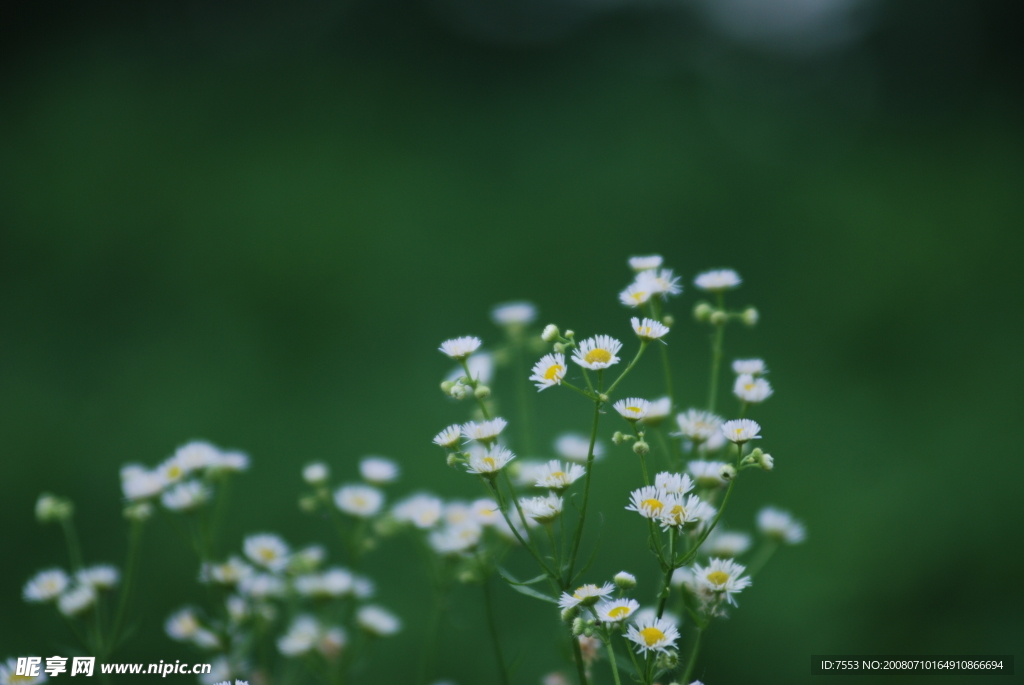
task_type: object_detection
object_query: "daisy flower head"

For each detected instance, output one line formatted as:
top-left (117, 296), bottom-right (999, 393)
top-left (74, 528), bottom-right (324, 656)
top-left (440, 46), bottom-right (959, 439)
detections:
top-left (244, 534), bottom-right (290, 573)
top-left (470, 498), bottom-right (501, 526)
top-left (334, 484), bottom-right (385, 518)
top-left (444, 501), bottom-right (474, 527)
top-left (732, 358), bottom-right (767, 375)
top-left (465, 445), bottom-right (515, 476)
top-left (530, 352), bottom-right (567, 391)
top-left (429, 522), bottom-right (483, 555)
top-left (166, 607), bottom-right (201, 641)
top-left (433, 424), bottom-right (462, 449)
top-left (658, 494), bottom-right (708, 530)
top-left (278, 615), bottom-right (320, 657)
top-left (687, 460), bottom-right (729, 488)
top-left (757, 506), bottom-right (806, 544)
top-left (558, 582), bottom-right (615, 609)
top-left (621, 277), bottom-right (656, 307)
top-left (491, 301), bottom-right (537, 327)
top-left (640, 397), bottom-right (672, 427)
top-left (356, 605), bottom-right (402, 636)
top-left (571, 335), bottom-right (622, 370)
top-left (161, 480), bottom-right (212, 512)
top-left (626, 615), bottom-right (679, 654)
top-left (733, 374), bottom-right (773, 404)
top-left (203, 557), bottom-right (253, 585)
top-left (359, 457), bottom-right (399, 485)
top-left (534, 460), bottom-right (585, 491)
top-left (654, 471), bottom-right (695, 496)
top-left (520, 493), bottom-right (563, 525)
top-left (76, 565), bottom-right (120, 591)
top-left (596, 598), bottom-right (640, 623)
top-left (721, 418), bottom-right (761, 444)
top-left (630, 317), bottom-right (669, 342)
top-left (1, 658), bottom-right (48, 684)
top-left (392, 494), bottom-right (444, 529)
top-left (439, 336), bottom-right (482, 360)
top-left (23, 568), bottom-right (70, 602)
top-left (613, 397), bottom-right (650, 422)
top-left (626, 486), bottom-right (668, 520)
top-left (628, 255), bottom-right (663, 272)
top-left (173, 441), bottom-right (221, 474)
top-left (120, 465), bottom-right (166, 501)
top-left (694, 269), bottom-right (742, 292)
top-left (461, 417), bottom-right (508, 444)
top-left (303, 462), bottom-right (329, 485)
top-left (674, 409), bottom-right (723, 443)
top-left (705, 530), bottom-right (752, 558)
top-left (638, 269), bottom-right (682, 297)
top-left (58, 583), bottom-right (97, 617)
top-left (692, 558), bottom-right (752, 605)
top-left (555, 433), bottom-right (605, 463)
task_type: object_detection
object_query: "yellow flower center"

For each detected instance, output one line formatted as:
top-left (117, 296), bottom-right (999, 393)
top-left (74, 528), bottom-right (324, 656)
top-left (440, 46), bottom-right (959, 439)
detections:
top-left (608, 605), bottom-right (631, 619)
top-left (642, 498), bottom-right (663, 513)
top-left (551, 471), bottom-right (565, 479)
top-left (352, 496), bottom-right (367, 507)
top-left (544, 364), bottom-right (564, 380)
top-left (744, 383), bottom-right (755, 391)
top-left (630, 292), bottom-right (647, 302)
top-left (669, 504), bottom-right (685, 517)
top-left (639, 326), bottom-right (651, 336)
top-left (639, 626), bottom-right (665, 646)
top-left (10, 675), bottom-right (36, 683)
top-left (573, 584), bottom-right (597, 599)
top-left (258, 548), bottom-right (276, 562)
top-left (707, 570), bottom-right (730, 585)
top-left (584, 349), bottom-right (612, 364)
top-left (626, 406), bottom-right (642, 413)
top-left (167, 465), bottom-right (182, 479)
top-left (482, 457), bottom-right (496, 469)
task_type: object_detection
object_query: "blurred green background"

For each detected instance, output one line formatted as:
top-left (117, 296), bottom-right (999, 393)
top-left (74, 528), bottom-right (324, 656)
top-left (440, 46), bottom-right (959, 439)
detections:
top-left (2, 0), bottom-right (1022, 682)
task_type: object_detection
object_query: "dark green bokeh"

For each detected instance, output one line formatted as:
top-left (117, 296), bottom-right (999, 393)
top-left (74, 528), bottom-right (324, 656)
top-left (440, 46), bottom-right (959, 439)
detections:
top-left (2, 2), bottom-right (1022, 682)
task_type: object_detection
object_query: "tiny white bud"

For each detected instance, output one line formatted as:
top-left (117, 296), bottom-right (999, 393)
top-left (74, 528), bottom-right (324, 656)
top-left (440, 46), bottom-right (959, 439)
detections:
top-left (614, 571), bottom-right (636, 590)
top-left (743, 307), bottom-right (759, 326)
top-left (710, 310), bottom-right (728, 326)
top-left (662, 314), bottom-right (675, 327)
top-left (542, 324), bottom-right (560, 342)
top-left (553, 342), bottom-right (566, 353)
top-left (719, 464), bottom-right (737, 481)
top-left (572, 617), bottom-right (586, 636)
top-left (693, 302), bottom-right (713, 322)
top-left (303, 462), bottom-right (329, 485)
top-left (633, 440), bottom-right (650, 456)
top-left (474, 385), bottom-right (491, 399)
top-left (760, 453), bottom-right (774, 471)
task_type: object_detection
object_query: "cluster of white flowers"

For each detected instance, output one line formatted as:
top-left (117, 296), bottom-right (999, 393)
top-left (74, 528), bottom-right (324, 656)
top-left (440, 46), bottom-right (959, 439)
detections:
top-left (120, 441), bottom-right (249, 515)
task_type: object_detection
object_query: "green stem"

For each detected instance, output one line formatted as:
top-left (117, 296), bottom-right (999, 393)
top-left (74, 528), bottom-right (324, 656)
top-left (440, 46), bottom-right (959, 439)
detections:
top-left (482, 577), bottom-right (511, 685)
top-left (606, 342), bottom-right (649, 397)
top-left (460, 358), bottom-right (491, 419)
top-left (562, 380), bottom-right (598, 401)
top-left (484, 478), bottom-right (557, 578)
top-left (681, 627), bottom-right (705, 684)
top-left (514, 334), bottom-right (535, 454)
top-left (60, 517), bottom-right (84, 571)
top-left (746, 540), bottom-right (780, 576)
top-left (707, 292), bottom-right (725, 412)
top-left (564, 399), bottom-right (602, 585)
top-left (656, 529), bottom-right (677, 619)
top-left (676, 479), bottom-right (736, 568)
top-left (571, 633), bottom-right (590, 685)
top-left (606, 639), bottom-right (623, 685)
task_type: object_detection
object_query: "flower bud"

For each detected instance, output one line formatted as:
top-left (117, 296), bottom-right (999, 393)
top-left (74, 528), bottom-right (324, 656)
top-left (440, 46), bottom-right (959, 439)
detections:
top-left (564, 330), bottom-right (575, 338)
top-left (542, 324), bottom-right (560, 342)
top-left (611, 431), bottom-right (625, 446)
top-left (123, 501), bottom-right (153, 522)
top-left (656, 649), bottom-right (679, 670)
top-left (440, 380), bottom-right (455, 394)
top-left (36, 493), bottom-right (73, 523)
top-left (299, 495), bottom-right (319, 513)
top-left (693, 302), bottom-right (713, 322)
top-left (662, 314), bottom-right (675, 327)
top-left (561, 606), bottom-right (578, 622)
top-left (446, 454), bottom-right (460, 467)
top-left (719, 464), bottom-right (737, 481)
top-left (303, 462), bottom-right (329, 485)
top-left (598, 394), bottom-right (609, 403)
top-left (710, 310), bottom-right (728, 326)
top-left (633, 440), bottom-right (650, 456)
top-left (572, 617), bottom-right (586, 636)
top-left (614, 571), bottom-right (636, 590)
top-left (759, 453), bottom-right (774, 471)
top-left (450, 384), bottom-right (467, 400)
top-left (553, 342), bottom-right (565, 353)
top-left (474, 385), bottom-right (491, 399)
top-left (743, 307), bottom-right (759, 326)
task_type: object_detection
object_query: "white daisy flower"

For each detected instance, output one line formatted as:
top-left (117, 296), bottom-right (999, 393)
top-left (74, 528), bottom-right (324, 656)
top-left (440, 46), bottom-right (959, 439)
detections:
top-left (534, 460), bottom-right (585, 491)
top-left (160, 480), bottom-right (211, 511)
top-left (465, 446), bottom-right (515, 475)
top-left (157, 456), bottom-right (187, 487)
top-left (558, 582), bottom-right (615, 609)
top-left (173, 441), bottom-right (221, 474)
top-left (674, 409), bottom-right (723, 443)
top-left (23, 569), bottom-right (70, 602)
top-left (243, 534), bottom-right (291, 572)
top-left (318, 626), bottom-right (347, 658)
top-left (433, 424), bottom-right (462, 449)
top-left (732, 358), bottom-right (767, 375)
top-left (357, 605), bottom-right (402, 636)
top-left (491, 301), bottom-right (537, 326)
top-left (295, 568), bottom-right (355, 599)
top-left (75, 565), bottom-right (120, 591)
top-left (670, 567), bottom-right (695, 590)
top-left (447, 350), bottom-right (494, 385)
top-left (519, 494), bottom-right (563, 524)
top-left (613, 397), bottom-right (650, 421)
top-left (704, 530), bottom-right (752, 557)
top-left (334, 484), bottom-right (385, 518)
top-left (212, 450), bottom-right (250, 473)
top-left (0, 658), bottom-right (48, 684)
top-left (291, 545), bottom-right (326, 570)
top-left (529, 352), bottom-right (567, 391)
top-left (687, 460), bottom-right (728, 488)
top-left (639, 269), bottom-right (682, 297)
top-left (721, 419), bottom-right (762, 444)
top-left (302, 462), bottom-right (329, 485)
top-left (619, 281), bottom-right (654, 308)
top-left (692, 558), bottom-right (752, 605)
top-left (596, 598), bottom-right (640, 623)
top-left (57, 584), bottom-right (96, 617)
top-left (444, 502), bottom-right (474, 528)
top-left (628, 255), bottom-right (663, 272)
top-left (571, 335), bottom-right (622, 370)
top-left (120, 464), bottom-right (166, 501)
top-left (733, 374), bottom-right (773, 403)
top-left (694, 269), bottom-right (742, 292)
top-left (238, 573), bottom-right (286, 599)
top-left (278, 615), bottom-right (320, 657)
top-left (166, 607), bottom-right (202, 641)
top-left (630, 317), bottom-right (669, 342)
top-left (202, 557), bottom-right (253, 585)
top-left (555, 433), bottom-right (605, 463)
top-left (512, 459), bottom-right (548, 486)
top-left (461, 417), bottom-right (508, 443)
top-left (360, 457), bottom-right (399, 485)
top-left (625, 486), bottom-right (668, 519)
top-left (353, 575), bottom-right (375, 599)
top-left (626, 615), bottom-right (679, 654)
top-left (393, 494), bottom-right (444, 529)
top-left (757, 507), bottom-right (806, 544)
top-left (439, 336), bottom-right (482, 360)
top-left (654, 472), bottom-right (695, 496)
top-left (658, 494), bottom-right (710, 529)
top-left (428, 522), bottom-right (482, 554)
top-left (640, 397), bottom-right (672, 427)
top-left (470, 498), bottom-right (501, 526)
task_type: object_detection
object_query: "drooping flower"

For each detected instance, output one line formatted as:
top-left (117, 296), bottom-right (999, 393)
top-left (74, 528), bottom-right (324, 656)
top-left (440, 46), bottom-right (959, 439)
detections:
top-left (432, 425), bottom-right (462, 449)
top-left (461, 418), bottom-right (508, 443)
top-left (529, 353), bottom-right (567, 391)
top-left (519, 494), bottom-right (563, 525)
top-left (630, 317), bottom-right (669, 342)
top-left (558, 582), bottom-right (615, 609)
